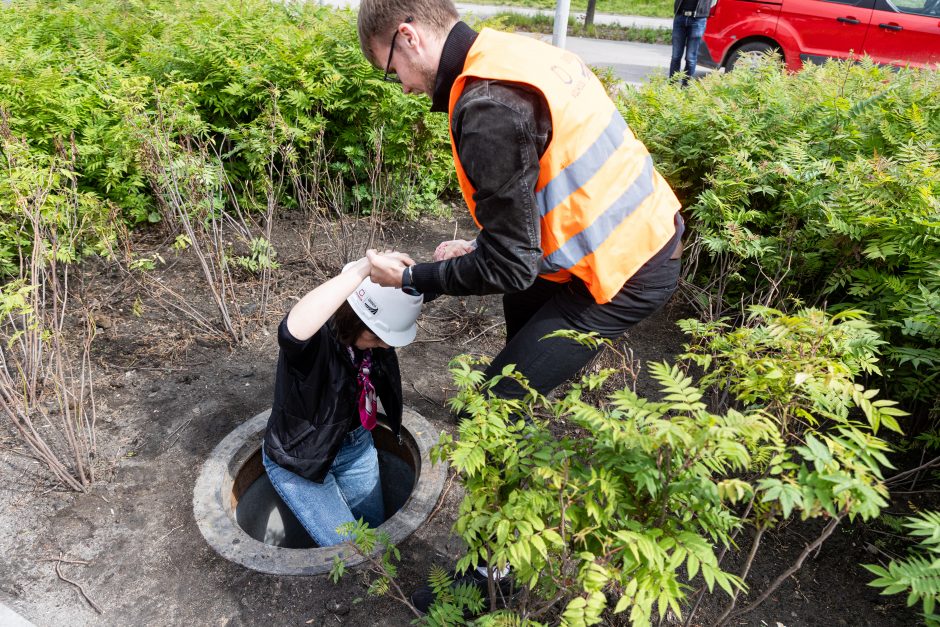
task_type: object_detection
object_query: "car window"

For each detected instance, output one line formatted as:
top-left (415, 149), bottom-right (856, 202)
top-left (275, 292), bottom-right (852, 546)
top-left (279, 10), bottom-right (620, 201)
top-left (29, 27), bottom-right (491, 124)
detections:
top-left (884, 0), bottom-right (940, 16)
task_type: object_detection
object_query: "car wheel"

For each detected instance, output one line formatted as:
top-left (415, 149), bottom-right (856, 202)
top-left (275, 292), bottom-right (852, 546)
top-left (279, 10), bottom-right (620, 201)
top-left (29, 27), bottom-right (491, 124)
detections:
top-left (725, 42), bottom-right (780, 71)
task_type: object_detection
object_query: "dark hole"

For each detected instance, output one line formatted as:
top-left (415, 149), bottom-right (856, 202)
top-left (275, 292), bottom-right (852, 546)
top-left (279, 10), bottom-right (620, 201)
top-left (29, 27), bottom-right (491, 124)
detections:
top-left (233, 425), bottom-right (418, 548)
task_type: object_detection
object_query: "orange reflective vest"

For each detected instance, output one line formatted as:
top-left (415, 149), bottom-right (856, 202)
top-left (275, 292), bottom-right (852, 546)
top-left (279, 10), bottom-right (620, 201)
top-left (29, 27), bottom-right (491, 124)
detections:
top-left (448, 29), bottom-right (681, 304)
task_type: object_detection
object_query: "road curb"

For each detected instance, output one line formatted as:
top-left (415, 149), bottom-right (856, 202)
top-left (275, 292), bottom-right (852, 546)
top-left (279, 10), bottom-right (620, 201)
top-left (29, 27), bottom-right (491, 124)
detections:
top-left (0, 603), bottom-right (37, 627)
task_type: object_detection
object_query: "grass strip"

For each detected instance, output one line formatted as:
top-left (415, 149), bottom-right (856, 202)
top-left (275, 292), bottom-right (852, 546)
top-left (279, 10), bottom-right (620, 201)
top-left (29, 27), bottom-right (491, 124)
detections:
top-left (488, 11), bottom-right (672, 44)
top-left (463, 0), bottom-right (673, 19)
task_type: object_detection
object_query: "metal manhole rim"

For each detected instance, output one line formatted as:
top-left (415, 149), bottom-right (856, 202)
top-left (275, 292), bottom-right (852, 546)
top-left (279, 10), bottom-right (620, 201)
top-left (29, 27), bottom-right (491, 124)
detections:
top-left (193, 407), bottom-right (447, 576)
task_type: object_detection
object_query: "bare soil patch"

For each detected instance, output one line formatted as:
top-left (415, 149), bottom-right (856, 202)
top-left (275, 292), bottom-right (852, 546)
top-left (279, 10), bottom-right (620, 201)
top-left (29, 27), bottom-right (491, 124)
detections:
top-left (0, 212), bottom-right (916, 626)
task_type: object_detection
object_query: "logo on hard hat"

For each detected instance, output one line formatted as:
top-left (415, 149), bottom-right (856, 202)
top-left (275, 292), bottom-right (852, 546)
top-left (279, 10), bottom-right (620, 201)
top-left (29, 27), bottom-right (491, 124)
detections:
top-left (364, 298), bottom-right (379, 316)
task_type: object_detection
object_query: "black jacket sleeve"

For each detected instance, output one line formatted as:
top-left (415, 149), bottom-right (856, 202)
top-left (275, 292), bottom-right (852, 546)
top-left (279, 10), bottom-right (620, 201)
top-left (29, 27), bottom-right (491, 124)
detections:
top-left (276, 315), bottom-right (336, 383)
top-left (411, 80), bottom-right (552, 296)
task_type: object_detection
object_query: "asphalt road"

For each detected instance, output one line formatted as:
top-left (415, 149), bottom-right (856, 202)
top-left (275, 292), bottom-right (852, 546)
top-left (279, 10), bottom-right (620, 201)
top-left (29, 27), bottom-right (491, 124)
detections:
top-left (456, 2), bottom-right (684, 86)
top-left (323, 0), bottom-right (680, 86)
top-left (453, 2), bottom-right (672, 29)
top-left (528, 32), bottom-right (676, 86)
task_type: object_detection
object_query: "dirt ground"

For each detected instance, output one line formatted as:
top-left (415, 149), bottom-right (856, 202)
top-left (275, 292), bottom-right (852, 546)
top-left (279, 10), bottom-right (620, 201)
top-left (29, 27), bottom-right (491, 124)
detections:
top-left (0, 212), bottom-right (918, 626)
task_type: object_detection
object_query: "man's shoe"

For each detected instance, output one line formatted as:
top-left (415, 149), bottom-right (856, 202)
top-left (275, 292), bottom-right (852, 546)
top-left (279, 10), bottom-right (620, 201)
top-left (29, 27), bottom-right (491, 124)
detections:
top-left (410, 567), bottom-right (515, 615)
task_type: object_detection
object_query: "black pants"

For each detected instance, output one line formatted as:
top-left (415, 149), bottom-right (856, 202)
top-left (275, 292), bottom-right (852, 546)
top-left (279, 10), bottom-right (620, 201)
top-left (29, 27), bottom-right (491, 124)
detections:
top-left (483, 256), bottom-right (681, 399)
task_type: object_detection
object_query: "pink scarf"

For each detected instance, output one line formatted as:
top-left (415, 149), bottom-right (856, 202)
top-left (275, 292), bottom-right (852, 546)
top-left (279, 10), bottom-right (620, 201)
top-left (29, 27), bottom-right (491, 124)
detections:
top-left (348, 348), bottom-right (377, 431)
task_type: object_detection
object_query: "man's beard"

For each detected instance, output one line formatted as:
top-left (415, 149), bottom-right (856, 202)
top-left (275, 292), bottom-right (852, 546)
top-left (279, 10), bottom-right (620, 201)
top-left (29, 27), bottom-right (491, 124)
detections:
top-left (416, 60), bottom-right (438, 97)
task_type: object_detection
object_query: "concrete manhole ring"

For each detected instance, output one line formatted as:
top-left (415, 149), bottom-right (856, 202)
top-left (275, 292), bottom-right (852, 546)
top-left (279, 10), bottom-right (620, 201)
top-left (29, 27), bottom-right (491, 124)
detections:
top-left (193, 407), bottom-right (447, 575)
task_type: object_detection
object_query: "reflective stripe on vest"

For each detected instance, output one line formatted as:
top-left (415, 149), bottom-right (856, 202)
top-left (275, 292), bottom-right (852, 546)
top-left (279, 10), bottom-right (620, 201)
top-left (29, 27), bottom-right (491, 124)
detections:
top-left (540, 155), bottom-right (654, 274)
top-left (537, 109), bottom-right (628, 219)
top-left (448, 29), bottom-right (680, 303)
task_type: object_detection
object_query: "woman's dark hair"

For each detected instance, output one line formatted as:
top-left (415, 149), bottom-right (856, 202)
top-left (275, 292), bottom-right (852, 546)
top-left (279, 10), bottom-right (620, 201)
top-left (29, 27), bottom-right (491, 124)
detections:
top-left (332, 301), bottom-right (370, 347)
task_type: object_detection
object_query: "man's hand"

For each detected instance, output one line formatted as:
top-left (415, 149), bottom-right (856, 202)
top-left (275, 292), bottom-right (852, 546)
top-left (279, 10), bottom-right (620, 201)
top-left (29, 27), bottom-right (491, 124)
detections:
top-left (433, 239), bottom-right (476, 262)
top-left (366, 249), bottom-right (414, 288)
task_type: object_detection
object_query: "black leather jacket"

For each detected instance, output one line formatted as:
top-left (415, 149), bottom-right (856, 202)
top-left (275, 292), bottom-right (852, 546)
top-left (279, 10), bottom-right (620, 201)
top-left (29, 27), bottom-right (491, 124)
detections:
top-left (411, 23), bottom-right (546, 296)
top-left (674, 0), bottom-right (712, 18)
top-left (263, 316), bottom-right (402, 483)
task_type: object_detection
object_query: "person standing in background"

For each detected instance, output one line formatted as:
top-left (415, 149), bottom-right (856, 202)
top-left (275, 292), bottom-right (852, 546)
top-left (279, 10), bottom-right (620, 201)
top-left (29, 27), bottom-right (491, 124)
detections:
top-left (669, 0), bottom-right (712, 85)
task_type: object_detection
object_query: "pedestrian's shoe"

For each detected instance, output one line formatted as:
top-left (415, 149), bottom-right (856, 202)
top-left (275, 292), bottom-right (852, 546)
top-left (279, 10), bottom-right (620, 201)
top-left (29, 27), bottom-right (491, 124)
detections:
top-left (410, 567), bottom-right (514, 615)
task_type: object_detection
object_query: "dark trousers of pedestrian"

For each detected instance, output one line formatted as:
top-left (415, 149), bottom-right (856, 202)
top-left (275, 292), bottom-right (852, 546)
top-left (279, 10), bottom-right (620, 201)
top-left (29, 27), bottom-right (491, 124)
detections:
top-left (482, 252), bottom-right (681, 401)
top-left (669, 15), bottom-right (708, 85)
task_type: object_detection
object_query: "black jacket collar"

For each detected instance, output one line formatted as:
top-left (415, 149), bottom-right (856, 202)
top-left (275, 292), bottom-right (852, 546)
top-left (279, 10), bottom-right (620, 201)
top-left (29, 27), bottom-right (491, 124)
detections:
top-left (431, 21), bottom-right (478, 113)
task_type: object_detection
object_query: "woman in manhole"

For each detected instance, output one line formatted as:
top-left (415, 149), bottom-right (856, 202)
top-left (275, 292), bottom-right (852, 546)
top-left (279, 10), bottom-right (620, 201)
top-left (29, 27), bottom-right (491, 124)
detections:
top-left (262, 253), bottom-right (424, 546)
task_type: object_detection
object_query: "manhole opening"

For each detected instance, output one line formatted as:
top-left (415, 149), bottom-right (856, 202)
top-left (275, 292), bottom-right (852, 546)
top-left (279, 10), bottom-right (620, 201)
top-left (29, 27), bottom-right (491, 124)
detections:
top-left (232, 423), bottom-right (420, 549)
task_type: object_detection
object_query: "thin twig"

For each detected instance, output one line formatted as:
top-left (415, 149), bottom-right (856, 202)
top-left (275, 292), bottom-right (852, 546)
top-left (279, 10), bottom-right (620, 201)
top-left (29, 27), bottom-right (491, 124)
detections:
top-left (864, 527), bottom-right (910, 541)
top-left (41, 557), bottom-right (89, 565)
top-left (155, 524), bottom-right (184, 544)
top-left (426, 471), bottom-right (457, 524)
top-left (528, 590), bottom-right (568, 619)
top-left (410, 336), bottom-right (452, 344)
top-left (888, 489), bottom-right (940, 495)
top-left (410, 382), bottom-right (442, 408)
top-left (165, 417), bottom-right (195, 450)
top-left (910, 447), bottom-right (927, 491)
top-left (462, 321), bottom-right (505, 345)
top-left (53, 557), bottom-right (102, 614)
top-left (96, 361), bottom-right (212, 373)
top-left (713, 524), bottom-right (766, 625)
top-left (486, 546), bottom-right (497, 613)
top-left (885, 455), bottom-right (940, 486)
top-left (724, 515), bottom-right (843, 624)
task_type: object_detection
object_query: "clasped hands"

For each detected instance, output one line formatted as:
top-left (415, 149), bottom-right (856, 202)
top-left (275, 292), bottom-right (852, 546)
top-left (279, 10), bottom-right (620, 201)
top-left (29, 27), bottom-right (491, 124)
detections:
top-left (365, 239), bottom-right (476, 289)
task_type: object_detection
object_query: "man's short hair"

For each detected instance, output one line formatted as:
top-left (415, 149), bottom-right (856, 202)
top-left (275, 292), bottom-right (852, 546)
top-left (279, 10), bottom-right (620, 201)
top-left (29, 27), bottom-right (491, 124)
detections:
top-left (357, 0), bottom-right (459, 66)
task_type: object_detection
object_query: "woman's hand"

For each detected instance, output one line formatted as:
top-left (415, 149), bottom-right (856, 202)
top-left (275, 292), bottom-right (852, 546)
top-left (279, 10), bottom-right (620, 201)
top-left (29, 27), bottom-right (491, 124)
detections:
top-left (345, 256), bottom-right (372, 281)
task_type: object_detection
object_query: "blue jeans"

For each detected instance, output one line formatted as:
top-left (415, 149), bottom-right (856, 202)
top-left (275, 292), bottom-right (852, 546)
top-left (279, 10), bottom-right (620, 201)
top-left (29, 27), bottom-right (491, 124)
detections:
top-left (262, 426), bottom-right (384, 547)
top-left (669, 15), bottom-right (707, 83)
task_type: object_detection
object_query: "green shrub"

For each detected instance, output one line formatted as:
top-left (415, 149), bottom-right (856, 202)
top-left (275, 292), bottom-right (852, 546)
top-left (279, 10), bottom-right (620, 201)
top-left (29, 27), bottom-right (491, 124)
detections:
top-left (330, 521), bottom-right (487, 625)
top-left (128, 0), bottom-right (452, 212)
top-left (0, 0), bottom-right (453, 273)
top-left (681, 307), bottom-right (902, 523)
top-left (0, 116), bottom-right (116, 276)
top-left (0, 123), bottom-right (107, 491)
top-left (618, 57), bottom-right (940, 408)
top-left (432, 308), bottom-right (899, 624)
top-left (866, 510), bottom-right (940, 626)
top-left (678, 307), bottom-right (903, 622)
top-left (437, 355), bottom-right (764, 625)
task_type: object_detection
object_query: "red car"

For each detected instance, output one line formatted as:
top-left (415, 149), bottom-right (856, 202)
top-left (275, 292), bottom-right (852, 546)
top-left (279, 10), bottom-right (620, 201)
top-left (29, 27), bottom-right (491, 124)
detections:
top-left (699, 0), bottom-right (940, 71)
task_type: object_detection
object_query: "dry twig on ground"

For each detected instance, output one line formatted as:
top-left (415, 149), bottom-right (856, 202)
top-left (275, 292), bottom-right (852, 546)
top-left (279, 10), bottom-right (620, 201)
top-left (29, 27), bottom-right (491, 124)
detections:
top-left (50, 554), bottom-right (102, 614)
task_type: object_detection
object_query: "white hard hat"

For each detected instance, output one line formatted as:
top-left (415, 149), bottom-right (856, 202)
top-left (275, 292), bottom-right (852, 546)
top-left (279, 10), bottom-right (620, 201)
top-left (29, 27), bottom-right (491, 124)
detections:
top-left (343, 262), bottom-right (423, 347)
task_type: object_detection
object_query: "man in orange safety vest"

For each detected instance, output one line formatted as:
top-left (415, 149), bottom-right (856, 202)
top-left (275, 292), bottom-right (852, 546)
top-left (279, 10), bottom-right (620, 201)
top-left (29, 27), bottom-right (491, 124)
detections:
top-left (359, 0), bottom-right (684, 608)
top-left (361, 0), bottom-right (684, 405)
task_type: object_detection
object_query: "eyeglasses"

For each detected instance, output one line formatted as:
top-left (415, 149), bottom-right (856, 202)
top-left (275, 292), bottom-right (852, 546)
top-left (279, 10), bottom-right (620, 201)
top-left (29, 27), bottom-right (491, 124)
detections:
top-left (383, 16), bottom-right (414, 83)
